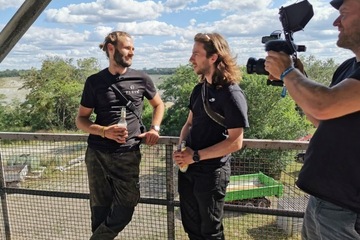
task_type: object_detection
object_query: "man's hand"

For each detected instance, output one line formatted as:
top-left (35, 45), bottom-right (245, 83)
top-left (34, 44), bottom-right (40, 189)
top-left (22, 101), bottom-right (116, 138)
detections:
top-left (265, 51), bottom-right (293, 80)
top-left (104, 124), bottom-right (128, 144)
top-left (172, 147), bottom-right (195, 168)
top-left (137, 129), bottom-right (159, 145)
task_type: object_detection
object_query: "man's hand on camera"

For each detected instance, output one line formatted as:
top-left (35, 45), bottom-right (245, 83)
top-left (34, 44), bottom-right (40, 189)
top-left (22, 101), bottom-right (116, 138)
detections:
top-left (265, 51), bottom-right (293, 80)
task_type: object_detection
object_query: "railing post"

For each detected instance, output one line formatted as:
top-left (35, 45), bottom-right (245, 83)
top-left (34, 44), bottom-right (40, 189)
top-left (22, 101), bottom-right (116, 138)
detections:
top-left (165, 143), bottom-right (175, 240)
top-left (0, 151), bottom-right (11, 240)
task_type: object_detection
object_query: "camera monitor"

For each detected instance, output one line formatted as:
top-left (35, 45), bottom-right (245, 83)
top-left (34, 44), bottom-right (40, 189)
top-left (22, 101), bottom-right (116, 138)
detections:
top-left (279, 0), bottom-right (314, 33)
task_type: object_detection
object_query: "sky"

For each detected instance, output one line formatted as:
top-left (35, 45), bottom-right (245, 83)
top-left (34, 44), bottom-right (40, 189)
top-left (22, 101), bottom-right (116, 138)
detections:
top-left (0, 0), bottom-right (353, 71)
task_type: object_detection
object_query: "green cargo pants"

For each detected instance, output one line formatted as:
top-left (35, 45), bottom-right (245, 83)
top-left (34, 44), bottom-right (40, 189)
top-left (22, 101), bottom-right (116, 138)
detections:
top-left (85, 146), bottom-right (141, 240)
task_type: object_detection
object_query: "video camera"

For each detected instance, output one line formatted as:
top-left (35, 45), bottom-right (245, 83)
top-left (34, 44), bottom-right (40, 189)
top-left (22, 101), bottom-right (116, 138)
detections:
top-left (246, 0), bottom-right (314, 86)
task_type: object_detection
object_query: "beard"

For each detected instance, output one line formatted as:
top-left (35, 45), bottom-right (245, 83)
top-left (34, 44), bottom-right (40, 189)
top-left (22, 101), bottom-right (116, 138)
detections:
top-left (193, 61), bottom-right (211, 76)
top-left (337, 24), bottom-right (360, 51)
top-left (114, 49), bottom-right (132, 68)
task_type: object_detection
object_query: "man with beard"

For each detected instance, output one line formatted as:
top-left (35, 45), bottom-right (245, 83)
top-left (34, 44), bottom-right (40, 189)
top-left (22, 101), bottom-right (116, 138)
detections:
top-left (265, 0), bottom-right (360, 239)
top-left (76, 31), bottom-right (164, 240)
top-left (173, 33), bottom-right (249, 239)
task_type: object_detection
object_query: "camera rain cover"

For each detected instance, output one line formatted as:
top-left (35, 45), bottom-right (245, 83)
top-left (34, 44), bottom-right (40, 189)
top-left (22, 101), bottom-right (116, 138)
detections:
top-left (279, 0), bottom-right (314, 33)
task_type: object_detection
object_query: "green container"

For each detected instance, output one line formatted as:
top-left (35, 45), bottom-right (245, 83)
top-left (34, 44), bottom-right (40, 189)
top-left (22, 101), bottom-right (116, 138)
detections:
top-left (225, 172), bottom-right (283, 201)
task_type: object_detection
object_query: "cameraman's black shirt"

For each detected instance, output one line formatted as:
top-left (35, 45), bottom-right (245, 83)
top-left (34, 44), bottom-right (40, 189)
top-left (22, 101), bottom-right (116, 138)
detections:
top-left (296, 57), bottom-right (360, 213)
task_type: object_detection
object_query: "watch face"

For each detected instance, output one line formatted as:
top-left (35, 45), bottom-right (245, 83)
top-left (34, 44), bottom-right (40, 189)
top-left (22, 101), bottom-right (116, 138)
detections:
top-left (152, 125), bottom-right (160, 131)
top-left (193, 151), bottom-right (200, 162)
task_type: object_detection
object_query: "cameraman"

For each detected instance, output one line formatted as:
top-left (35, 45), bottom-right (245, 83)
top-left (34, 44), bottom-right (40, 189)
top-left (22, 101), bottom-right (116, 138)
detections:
top-left (265, 0), bottom-right (360, 239)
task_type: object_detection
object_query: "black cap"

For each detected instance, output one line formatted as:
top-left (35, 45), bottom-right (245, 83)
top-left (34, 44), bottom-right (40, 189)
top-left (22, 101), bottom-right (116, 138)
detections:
top-left (330, 0), bottom-right (343, 9)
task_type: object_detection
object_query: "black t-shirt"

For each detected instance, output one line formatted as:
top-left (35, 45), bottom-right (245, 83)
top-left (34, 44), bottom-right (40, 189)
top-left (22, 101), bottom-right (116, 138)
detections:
top-left (80, 68), bottom-right (157, 152)
top-left (186, 82), bottom-right (249, 165)
top-left (296, 57), bottom-right (360, 213)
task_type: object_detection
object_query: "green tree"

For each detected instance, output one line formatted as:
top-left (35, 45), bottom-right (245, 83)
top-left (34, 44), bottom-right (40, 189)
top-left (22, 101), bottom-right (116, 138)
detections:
top-left (240, 69), bottom-right (312, 140)
top-left (19, 56), bottom-right (100, 131)
top-left (0, 99), bottom-right (29, 131)
top-left (231, 71), bottom-right (310, 178)
top-left (300, 55), bottom-right (338, 85)
top-left (158, 65), bottom-right (198, 136)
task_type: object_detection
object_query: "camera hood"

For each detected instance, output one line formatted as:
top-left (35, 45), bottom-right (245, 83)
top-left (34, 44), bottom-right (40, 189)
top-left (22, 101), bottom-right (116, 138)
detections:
top-left (279, 0), bottom-right (314, 33)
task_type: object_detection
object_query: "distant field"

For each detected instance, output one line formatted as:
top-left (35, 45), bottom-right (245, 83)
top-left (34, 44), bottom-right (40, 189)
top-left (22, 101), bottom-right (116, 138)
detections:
top-left (0, 76), bottom-right (28, 104)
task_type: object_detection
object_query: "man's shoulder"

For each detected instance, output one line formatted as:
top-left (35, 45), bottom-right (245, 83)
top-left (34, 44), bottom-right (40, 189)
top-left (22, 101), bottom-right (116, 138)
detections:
top-left (126, 68), bottom-right (150, 78)
top-left (220, 83), bottom-right (242, 94)
top-left (87, 68), bottom-right (108, 79)
top-left (338, 57), bottom-right (357, 69)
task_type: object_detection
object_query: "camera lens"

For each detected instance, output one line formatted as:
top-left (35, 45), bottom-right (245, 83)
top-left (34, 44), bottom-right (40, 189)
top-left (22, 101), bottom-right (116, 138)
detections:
top-left (246, 57), bottom-right (268, 75)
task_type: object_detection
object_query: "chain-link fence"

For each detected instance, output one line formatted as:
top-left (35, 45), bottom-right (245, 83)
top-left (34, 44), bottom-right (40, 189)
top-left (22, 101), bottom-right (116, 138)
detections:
top-left (0, 132), bottom-right (308, 240)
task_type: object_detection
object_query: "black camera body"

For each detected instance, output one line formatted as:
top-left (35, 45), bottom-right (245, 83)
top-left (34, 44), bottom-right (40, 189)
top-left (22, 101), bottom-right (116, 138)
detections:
top-left (246, 0), bottom-right (314, 84)
top-left (247, 39), bottom-right (307, 76)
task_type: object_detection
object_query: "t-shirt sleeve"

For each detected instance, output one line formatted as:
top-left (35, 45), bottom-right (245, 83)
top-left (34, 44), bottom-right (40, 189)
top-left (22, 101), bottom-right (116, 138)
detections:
top-left (188, 84), bottom-right (201, 111)
top-left (142, 73), bottom-right (157, 100)
top-left (80, 76), bottom-right (96, 108)
top-left (223, 85), bottom-right (249, 129)
top-left (331, 58), bottom-right (360, 86)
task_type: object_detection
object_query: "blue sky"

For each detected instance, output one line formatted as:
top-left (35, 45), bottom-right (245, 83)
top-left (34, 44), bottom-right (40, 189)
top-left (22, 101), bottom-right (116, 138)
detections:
top-left (0, 0), bottom-right (352, 71)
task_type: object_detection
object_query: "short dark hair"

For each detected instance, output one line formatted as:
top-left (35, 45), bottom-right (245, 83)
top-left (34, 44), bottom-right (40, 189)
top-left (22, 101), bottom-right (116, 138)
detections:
top-left (99, 31), bottom-right (132, 57)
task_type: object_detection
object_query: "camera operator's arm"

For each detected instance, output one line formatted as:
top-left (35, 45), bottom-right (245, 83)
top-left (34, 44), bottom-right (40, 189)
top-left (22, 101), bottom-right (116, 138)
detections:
top-left (265, 50), bottom-right (360, 120)
top-left (303, 111), bottom-right (320, 127)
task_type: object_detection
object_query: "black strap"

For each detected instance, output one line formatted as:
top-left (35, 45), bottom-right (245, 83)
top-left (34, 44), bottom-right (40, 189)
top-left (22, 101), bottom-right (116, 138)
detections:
top-left (110, 84), bottom-right (140, 120)
top-left (110, 84), bottom-right (146, 133)
top-left (201, 83), bottom-right (227, 128)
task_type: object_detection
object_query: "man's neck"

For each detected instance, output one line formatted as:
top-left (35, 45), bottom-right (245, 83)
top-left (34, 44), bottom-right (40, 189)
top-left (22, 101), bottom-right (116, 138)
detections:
top-left (204, 72), bottom-right (214, 84)
top-left (108, 64), bottom-right (127, 75)
top-left (353, 47), bottom-right (360, 62)
top-left (204, 64), bottom-right (217, 84)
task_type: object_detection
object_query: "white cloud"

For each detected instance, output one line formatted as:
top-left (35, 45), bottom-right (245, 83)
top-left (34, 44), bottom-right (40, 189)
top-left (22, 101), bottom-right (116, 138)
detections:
top-left (194, 0), bottom-right (273, 12)
top-left (45, 0), bottom-right (164, 24)
top-left (0, 0), bottom-right (25, 10)
top-left (116, 21), bottom-right (182, 36)
top-left (21, 27), bottom-right (92, 48)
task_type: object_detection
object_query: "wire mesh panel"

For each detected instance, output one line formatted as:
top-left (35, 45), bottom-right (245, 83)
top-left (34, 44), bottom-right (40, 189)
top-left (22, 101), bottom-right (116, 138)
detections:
top-left (0, 133), bottom-right (308, 240)
top-left (7, 195), bottom-right (90, 239)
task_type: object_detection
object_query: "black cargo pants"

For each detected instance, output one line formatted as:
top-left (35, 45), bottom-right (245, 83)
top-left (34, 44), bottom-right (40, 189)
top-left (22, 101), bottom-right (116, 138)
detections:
top-left (85, 147), bottom-right (141, 240)
top-left (178, 161), bottom-right (230, 240)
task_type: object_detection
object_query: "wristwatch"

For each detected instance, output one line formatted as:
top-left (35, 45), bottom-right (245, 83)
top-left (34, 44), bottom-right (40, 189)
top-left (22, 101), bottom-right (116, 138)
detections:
top-left (151, 125), bottom-right (160, 132)
top-left (193, 150), bottom-right (200, 163)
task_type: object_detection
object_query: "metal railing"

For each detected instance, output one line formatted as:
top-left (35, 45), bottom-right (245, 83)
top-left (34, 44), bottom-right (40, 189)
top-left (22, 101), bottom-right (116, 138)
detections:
top-left (0, 132), bottom-right (309, 240)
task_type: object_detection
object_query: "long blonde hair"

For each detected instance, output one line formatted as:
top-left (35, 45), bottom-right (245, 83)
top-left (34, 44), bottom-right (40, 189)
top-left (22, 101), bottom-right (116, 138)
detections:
top-left (194, 33), bottom-right (241, 86)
